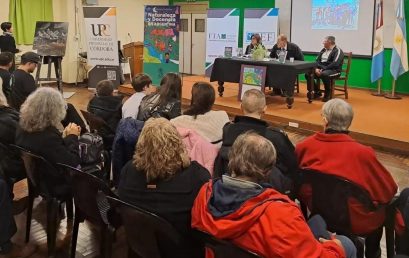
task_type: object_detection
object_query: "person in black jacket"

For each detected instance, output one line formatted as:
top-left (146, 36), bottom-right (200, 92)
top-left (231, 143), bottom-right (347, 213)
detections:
top-left (215, 89), bottom-right (298, 197)
top-left (9, 52), bottom-right (40, 111)
top-left (87, 79), bottom-right (123, 146)
top-left (0, 52), bottom-right (13, 100)
top-left (119, 118), bottom-right (210, 258)
top-left (16, 87), bottom-right (81, 193)
top-left (270, 34), bottom-right (304, 61)
top-left (137, 73), bottom-right (182, 121)
top-left (305, 36), bottom-right (344, 102)
top-left (0, 22), bottom-right (19, 73)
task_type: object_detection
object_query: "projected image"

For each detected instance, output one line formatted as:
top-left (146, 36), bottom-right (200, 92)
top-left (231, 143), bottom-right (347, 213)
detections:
top-left (312, 0), bottom-right (359, 30)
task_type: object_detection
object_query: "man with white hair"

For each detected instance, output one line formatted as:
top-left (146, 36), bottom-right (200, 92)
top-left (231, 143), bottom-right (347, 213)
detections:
top-left (295, 99), bottom-right (397, 258)
top-left (306, 36), bottom-right (344, 102)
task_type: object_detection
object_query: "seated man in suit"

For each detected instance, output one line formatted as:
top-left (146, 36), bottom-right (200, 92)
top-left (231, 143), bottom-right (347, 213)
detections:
top-left (270, 34), bottom-right (304, 61)
top-left (305, 36), bottom-right (344, 102)
top-left (295, 99), bottom-right (397, 258)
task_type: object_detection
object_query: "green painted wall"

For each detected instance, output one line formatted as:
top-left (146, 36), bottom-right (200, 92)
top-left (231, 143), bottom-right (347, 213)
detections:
top-left (171, 0), bottom-right (409, 93)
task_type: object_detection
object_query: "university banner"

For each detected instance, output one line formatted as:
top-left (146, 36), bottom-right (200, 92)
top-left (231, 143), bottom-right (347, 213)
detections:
top-left (206, 9), bottom-right (240, 76)
top-left (83, 6), bottom-right (120, 88)
top-left (243, 8), bottom-right (279, 50)
top-left (83, 7), bottom-right (119, 66)
top-left (144, 5), bottom-right (180, 86)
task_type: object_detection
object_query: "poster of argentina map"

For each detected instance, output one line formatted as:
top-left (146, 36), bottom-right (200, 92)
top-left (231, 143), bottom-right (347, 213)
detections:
top-left (239, 65), bottom-right (267, 101)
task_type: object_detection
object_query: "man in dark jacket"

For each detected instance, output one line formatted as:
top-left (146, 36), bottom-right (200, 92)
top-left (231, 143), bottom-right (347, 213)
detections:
top-left (215, 89), bottom-right (298, 197)
top-left (306, 36), bottom-right (344, 102)
top-left (0, 52), bottom-right (13, 100)
top-left (270, 34), bottom-right (304, 61)
top-left (0, 22), bottom-right (19, 73)
top-left (87, 80), bottom-right (123, 147)
top-left (9, 52), bottom-right (40, 111)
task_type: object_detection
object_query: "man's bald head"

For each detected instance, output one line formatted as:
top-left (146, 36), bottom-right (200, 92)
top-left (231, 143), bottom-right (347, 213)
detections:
top-left (277, 34), bottom-right (288, 48)
top-left (241, 89), bottom-right (266, 116)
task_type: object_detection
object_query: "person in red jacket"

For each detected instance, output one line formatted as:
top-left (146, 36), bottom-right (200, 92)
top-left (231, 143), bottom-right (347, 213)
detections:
top-left (192, 132), bottom-right (357, 258)
top-left (295, 98), bottom-right (398, 258)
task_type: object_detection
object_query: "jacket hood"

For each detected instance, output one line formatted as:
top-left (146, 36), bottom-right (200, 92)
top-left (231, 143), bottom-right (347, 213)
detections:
top-left (192, 179), bottom-right (291, 239)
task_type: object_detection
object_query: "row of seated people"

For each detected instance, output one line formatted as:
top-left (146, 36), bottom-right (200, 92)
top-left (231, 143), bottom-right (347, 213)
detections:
top-left (0, 68), bottom-right (408, 257)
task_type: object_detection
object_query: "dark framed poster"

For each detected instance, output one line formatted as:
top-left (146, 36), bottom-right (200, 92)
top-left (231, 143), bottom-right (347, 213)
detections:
top-left (238, 64), bottom-right (267, 101)
top-left (33, 22), bottom-right (69, 56)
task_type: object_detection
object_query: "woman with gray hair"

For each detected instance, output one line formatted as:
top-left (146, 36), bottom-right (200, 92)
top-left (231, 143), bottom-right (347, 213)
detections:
top-left (296, 98), bottom-right (397, 258)
top-left (16, 87), bottom-right (82, 174)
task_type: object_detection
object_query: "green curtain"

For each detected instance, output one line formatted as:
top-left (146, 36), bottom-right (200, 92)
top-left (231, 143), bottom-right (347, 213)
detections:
top-left (9, 0), bottom-right (54, 45)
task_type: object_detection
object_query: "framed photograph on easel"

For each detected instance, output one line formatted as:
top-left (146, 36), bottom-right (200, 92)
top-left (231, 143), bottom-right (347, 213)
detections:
top-left (238, 64), bottom-right (267, 101)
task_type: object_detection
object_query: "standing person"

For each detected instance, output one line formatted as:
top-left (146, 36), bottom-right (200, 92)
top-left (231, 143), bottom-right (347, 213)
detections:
top-left (270, 34), bottom-right (304, 61)
top-left (305, 36), bottom-right (344, 102)
top-left (0, 22), bottom-right (20, 72)
top-left (0, 52), bottom-right (13, 100)
top-left (244, 34), bottom-right (265, 55)
top-left (122, 73), bottom-right (152, 119)
top-left (9, 52), bottom-right (40, 111)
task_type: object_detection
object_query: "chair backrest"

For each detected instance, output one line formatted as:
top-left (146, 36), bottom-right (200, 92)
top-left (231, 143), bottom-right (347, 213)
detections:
top-left (106, 196), bottom-right (183, 258)
top-left (340, 52), bottom-right (352, 78)
top-left (300, 169), bottom-right (376, 234)
top-left (193, 229), bottom-right (261, 258)
top-left (10, 144), bottom-right (62, 197)
top-left (57, 163), bottom-right (117, 225)
top-left (80, 109), bottom-right (109, 133)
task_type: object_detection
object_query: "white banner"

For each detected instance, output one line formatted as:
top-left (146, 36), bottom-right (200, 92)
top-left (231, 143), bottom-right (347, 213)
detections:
top-left (243, 8), bottom-right (279, 49)
top-left (84, 6), bottom-right (119, 66)
top-left (205, 9), bottom-right (240, 75)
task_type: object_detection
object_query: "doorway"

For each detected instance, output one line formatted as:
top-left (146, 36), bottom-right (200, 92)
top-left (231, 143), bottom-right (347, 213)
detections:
top-left (177, 2), bottom-right (208, 76)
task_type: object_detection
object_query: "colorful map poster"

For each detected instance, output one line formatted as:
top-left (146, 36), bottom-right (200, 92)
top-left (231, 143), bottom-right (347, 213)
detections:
top-left (239, 65), bottom-right (267, 101)
top-left (144, 6), bottom-right (180, 86)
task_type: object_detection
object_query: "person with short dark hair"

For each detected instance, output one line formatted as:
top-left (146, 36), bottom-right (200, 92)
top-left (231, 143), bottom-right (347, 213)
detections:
top-left (122, 73), bottom-right (152, 119)
top-left (305, 36), bottom-right (344, 102)
top-left (87, 80), bottom-right (123, 145)
top-left (137, 73), bottom-right (182, 121)
top-left (192, 132), bottom-right (356, 258)
top-left (9, 52), bottom-right (40, 111)
top-left (245, 33), bottom-right (265, 55)
top-left (0, 22), bottom-right (19, 54)
top-left (171, 82), bottom-right (229, 143)
top-left (0, 52), bottom-right (13, 100)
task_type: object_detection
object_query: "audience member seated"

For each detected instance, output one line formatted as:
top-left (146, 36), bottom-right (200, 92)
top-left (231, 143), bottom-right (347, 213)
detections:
top-left (88, 80), bottom-right (123, 145)
top-left (137, 73), bottom-right (182, 121)
top-left (9, 52), bottom-right (40, 111)
top-left (305, 36), bottom-right (344, 102)
top-left (171, 82), bottom-right (229, 143)
top-left (0, 84), bottom-right (25, 187)
top-left (122, 73), bottom-right (152, 119)
top-left (295, 98), bottom-right (398, 258)
top-left (395, 188), bottom-right (409, 255)
top-left (270, 34), bottom-right (304, 61)
top-left (244, 33), bottom-right (265, 55)
top-left (0, 52), bottom-right (13, 100)
top-left (215, 89), bottom-right (298, 194)
top-left (118, 118), bottom-right (210, 258)
top-left (0, 177), bottom-right (36, 257)
top-left (192, 132), bottom-right (356, 258)
top-left (16, 87), bottom-right (81, 187)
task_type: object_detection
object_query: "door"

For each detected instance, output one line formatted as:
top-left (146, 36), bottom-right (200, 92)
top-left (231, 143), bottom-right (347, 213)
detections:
top-left (191, 14), bottom-right (207, 75)
top-left (179, 14), bottom-right (192, 74)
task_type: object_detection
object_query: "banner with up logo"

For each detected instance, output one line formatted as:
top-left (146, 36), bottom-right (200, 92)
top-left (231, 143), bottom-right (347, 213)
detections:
top-left (83, 6), bottom-right (119, 67)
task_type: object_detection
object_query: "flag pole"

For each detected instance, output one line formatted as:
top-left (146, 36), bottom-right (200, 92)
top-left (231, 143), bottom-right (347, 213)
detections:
top-left (372, 80), bottom-right (383, 96)
top-left (384, 80), bottom-right (402, 99)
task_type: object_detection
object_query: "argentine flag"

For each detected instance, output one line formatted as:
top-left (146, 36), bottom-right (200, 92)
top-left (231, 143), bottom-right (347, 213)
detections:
top-left (390, 0), bottom-right (408, 80)
top-left (371, 0), bottom-right (384, 83)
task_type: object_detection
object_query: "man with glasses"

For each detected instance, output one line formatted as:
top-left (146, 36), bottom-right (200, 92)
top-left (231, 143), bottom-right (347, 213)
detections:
top-left (9, 52), bottom-right (40, 111)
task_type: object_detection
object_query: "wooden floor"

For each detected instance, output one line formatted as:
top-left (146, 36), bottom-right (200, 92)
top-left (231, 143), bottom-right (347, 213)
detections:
top-left (9, 84), bottom-right (409, 258)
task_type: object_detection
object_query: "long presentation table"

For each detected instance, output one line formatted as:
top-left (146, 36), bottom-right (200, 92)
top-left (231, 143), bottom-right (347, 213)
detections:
top-left (210, 57), bottom-right (317, 108)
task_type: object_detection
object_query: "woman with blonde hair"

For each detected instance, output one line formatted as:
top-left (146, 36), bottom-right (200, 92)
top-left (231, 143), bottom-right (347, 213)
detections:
top-left (118, 117), bottom-right (210, 258)
top-left (16, 87), bottom-right (82, 177)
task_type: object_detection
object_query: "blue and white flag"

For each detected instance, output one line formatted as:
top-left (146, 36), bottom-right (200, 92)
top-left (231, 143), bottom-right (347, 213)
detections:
top-left (371, 0), bottom-right (384, 83)
top-left (390, 0), bottom-right (408, 80)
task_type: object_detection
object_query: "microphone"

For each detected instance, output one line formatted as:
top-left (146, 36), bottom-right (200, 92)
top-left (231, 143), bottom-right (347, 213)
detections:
top-left (127, 32), bottom-right (133, 43)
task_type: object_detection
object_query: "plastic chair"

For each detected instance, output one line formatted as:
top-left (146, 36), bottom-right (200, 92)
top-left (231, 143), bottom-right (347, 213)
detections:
top-left (329, 51), bottom-right (352, 99)
top-left (57, 163), bottom-right (120, 258)
top-left (193, 229), bottom-right (261, 258)
top-left (299, 169), bottom-right (395, 258)
top-left (10, 145), bottom-right (73, 257)
top-left (106, 196), bottom-right (183, 258)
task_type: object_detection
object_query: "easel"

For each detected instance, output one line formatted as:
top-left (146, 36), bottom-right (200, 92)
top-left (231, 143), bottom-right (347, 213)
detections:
top-left (35, 56), bottom-right (63, 93)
